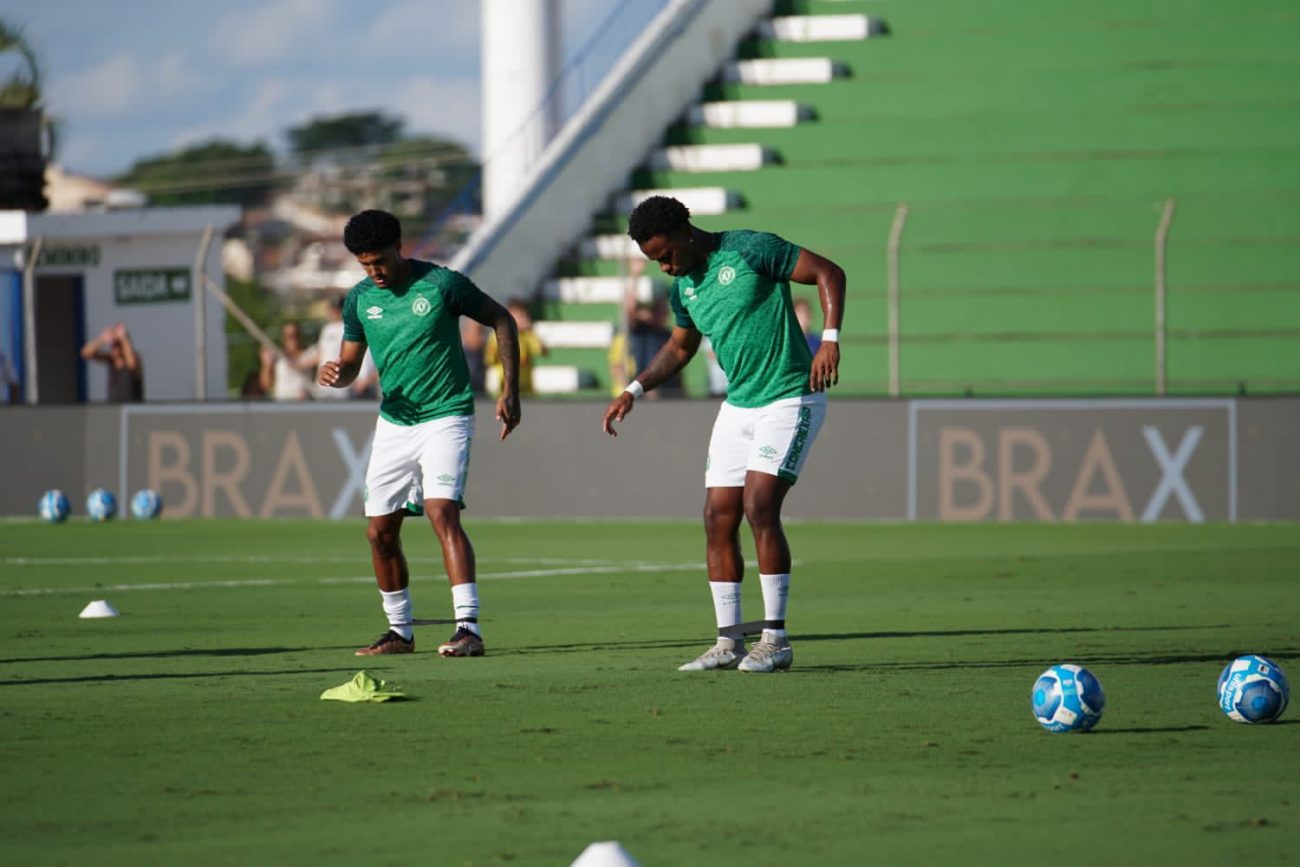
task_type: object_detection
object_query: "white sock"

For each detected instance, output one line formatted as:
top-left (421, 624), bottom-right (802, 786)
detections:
top-left (709, 581), bottom-right (742, 649)
top-left (759, 572), bottom-right (790, 639)
top-left (380, 588), bottom-right (413, 640)
top-left (451, 582), bottom-right (480, 636)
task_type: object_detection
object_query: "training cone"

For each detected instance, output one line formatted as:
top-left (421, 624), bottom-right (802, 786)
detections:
top-left (78, 600), bottom-right (120, 619)
top-left (570, 841), bottom-right (642, 867)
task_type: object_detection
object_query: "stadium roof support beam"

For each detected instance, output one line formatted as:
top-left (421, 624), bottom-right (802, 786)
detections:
top-left (452, 0), bottom-right (771, 299)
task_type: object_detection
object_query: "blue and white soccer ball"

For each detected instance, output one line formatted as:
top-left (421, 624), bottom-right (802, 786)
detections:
top-left (130, 489), bottom-right (163, 520)
top-left (1032, 663), bottom-right (1106, 733)
top-left (39, 489), bottom-right (71, 523)
top-left (1218, 655), bottom-right (1289, 724)
top-left (85, 488), bottom-right (118, 522)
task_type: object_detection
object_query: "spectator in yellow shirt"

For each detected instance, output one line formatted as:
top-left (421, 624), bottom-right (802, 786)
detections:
top-left (486, 298), bottom-right (547, 396)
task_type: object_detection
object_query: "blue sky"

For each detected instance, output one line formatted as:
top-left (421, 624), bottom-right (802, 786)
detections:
top-left (0, 0), bottom-right (625, 179)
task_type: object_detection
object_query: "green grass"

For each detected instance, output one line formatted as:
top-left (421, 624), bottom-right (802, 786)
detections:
top-left (1, 519), bottom-right (1298, 866)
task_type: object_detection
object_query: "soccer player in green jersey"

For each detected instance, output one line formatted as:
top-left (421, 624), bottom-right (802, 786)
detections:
top-left (602, 196), bottom-right (845, 673)
top-left (319, 210), bottom-right (522, 658)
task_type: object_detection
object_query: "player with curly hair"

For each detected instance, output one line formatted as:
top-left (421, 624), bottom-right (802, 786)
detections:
top-left (320, 209), bottom-right (522, 659)
top-left (603, 196), bottom-right (846, 673)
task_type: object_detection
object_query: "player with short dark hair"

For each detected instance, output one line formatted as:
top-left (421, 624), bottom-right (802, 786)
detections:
top-left (605, 196), bottom-right (846, 673)
top-left (321, 209), bottom-right (522, 658)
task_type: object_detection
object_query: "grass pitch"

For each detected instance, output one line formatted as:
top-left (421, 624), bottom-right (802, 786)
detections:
top-left (1, 518), bottom-right (1297, 866)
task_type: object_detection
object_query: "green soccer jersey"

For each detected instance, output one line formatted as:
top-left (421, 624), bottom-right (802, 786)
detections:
top-left (669, 230), bottom-right (811, 408)
top-left (342, 260), bottom-right (486, 425)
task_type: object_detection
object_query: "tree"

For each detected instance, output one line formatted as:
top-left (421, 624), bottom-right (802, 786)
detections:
top-left (0, 19), bottom-right (41, 109)
top-left (0, 18), bottom-right (49, 210)
top-left (287, 111), bottom-right (404, 164)
top-left (374, 135), bottom-right (479, 216)
top-left (115, 139), bottom-right (278, 208)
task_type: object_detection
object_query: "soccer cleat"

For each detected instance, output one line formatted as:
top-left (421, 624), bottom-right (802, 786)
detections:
top-left (737, 631), bottom-right (793, 673)
top-left (437, 627), bottom-right (485, 657)
top-left (677, 641), bottom-right (747, 671)
top-left (355, 630), bottom-right (414, 656)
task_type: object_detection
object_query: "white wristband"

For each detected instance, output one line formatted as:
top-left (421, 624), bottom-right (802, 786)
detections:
top-left (821, 328), bottom-right (840, 342)
top-left (624, 380), bottom-right (645, 399)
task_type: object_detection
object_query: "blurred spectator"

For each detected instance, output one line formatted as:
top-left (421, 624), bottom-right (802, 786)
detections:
top-left (628, 291), bottom-right (682, 399)
top-left (608, 259), bottom-right (643, 397)
top-left (80, 322), bottom-right (143, 402)
top-left (240, 369), bottom-right (267, 399)
top-left (461, 318), bottom-right (488, 396)
top-left (312, 295), bottom-right (378, 400)
top-left (607, 329), bottom-right (635, 397)
top-left (485, 298), bottom-right (546, 396)
top-left (794, 297), bottom-right (821, 356)
top-left (259, 320), bottom-right (315, 401)
top-left (0, 347), bottom-right (18, 404)
top-left (701, 336), bottom-right (728, 397)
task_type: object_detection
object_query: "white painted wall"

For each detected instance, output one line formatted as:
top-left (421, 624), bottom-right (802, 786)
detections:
top-left (0, 206), bottom-right (241, 402)
top-left (454, 0), bottom-right (771, 298)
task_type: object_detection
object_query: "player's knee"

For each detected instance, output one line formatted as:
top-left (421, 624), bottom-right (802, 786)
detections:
top-left (365, 522), bottom-right (400, 556)
top-left (703, 499), bottom-right (742, 536)
top-left (743, 495), bottom-right (781, 531)
top-left (426, 502), bottom-right (462, 537)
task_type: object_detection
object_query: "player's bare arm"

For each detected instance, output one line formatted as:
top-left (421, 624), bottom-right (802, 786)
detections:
top-left (602, 325), bottom-right (701, 436)
top-left (790, 248), bottom-right (846, 392)
top-left (318, 338), bottom-right (366, 389)
top-left (467, 296), bottom-right (521, 440)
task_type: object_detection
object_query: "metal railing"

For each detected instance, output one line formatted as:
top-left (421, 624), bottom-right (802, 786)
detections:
top-left (416, 0), bottom-right (671, 259)
top-left (862, 191), bottom-right (1300, 396)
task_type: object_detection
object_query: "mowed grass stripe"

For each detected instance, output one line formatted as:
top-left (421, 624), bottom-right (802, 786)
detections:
top-left (0, 520), bottom-right (1296, 866)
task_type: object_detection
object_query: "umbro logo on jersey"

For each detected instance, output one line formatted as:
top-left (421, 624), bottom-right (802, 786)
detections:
top-left (683, 285), bottom-right (697, 300)
top-left (366, 305), bottom-right (384, 320)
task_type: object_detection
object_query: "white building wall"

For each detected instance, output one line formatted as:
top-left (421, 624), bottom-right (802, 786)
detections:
top-left (1, 206), bottom-right (240, 402)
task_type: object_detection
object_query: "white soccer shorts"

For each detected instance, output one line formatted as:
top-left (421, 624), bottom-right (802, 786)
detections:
top-left (704, 392), bottom-right (827, 488)
top-left (364, 414), bottom-right (474, 516)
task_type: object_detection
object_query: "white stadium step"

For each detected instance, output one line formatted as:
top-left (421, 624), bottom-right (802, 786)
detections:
top-left (757, 14), bottom-right (886, 42)
top-left (543, 275), bottom-right (654, 304)
top-left (614, 187), bottom-right (739, 216)
top-left (647, 143), bottom-right (775, 173)
top-left (486, 364), bottom-right (594, 394)
top-left (687, 100), bottom-right (811, 129)
top-left (534, 320), bottom-right (615, 349)
top-left (579, 234), bottom-right (642, 261)
top-left (721, 57), bottom-right (845, 86)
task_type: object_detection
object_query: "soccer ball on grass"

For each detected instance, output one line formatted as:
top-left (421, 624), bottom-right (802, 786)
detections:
top-left (1217, 655), bottom-right (1289, 724)
top-left (1032, 663), bottom-right (1106, 733)
top-left (130, 489), bottom-right (163, 519)
top-left (85, 488), bottom-right (117, 522)
top-left (39, 489), bottom-right (71, 523)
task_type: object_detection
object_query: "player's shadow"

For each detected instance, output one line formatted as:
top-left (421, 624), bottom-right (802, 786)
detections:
top-left (1087, 725), bottom-right (1211, 735)
top-left (796, 624), bottom-right (1235, 644)
top-left (0, 646), bottom-right (310, 665)
top-left (506, 624), bottom-right (1251, 659)
top-left (798, 647), bottom-right (1300, 675)
top-left (0, 667), bottom-right (359, 688)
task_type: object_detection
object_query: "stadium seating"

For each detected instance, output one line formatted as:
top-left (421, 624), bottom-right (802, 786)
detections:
top-left (538, 0), bottom-right (1300, 396)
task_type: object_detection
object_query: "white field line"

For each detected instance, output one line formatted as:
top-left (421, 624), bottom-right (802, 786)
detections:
top-left (0, 560), bottom-right (719, 597)
top-left (1, 555), bottom-right (621, 567)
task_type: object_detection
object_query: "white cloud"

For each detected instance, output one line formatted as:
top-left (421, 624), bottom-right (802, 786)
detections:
top-left (155, 51), bottom-right (207, 99)
top-left (390, 75), bottom-right (481, 153)
top-left (48, 54), bottom-right (139, 115)
top-left (365, 1), bottom-right (478, 63)
top-left (170, 79), bottom-right (291, 149)
top-left (212, 0), bottom-right (344, 67)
